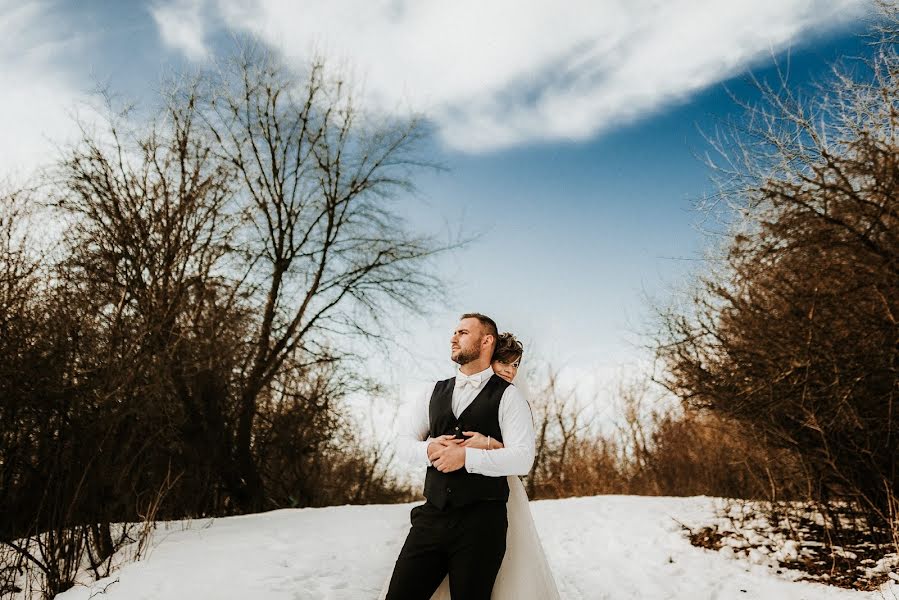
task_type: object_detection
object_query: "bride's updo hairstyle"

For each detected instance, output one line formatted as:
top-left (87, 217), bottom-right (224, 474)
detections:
top-left (493, 332), bottom-right (524, 364)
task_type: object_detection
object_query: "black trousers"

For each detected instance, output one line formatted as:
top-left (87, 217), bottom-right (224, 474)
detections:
top-left (385, 500), bottom-right (508, 600)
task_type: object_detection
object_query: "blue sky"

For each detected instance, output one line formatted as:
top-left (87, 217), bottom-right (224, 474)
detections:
top-left (0, 0), bottom-right (878, 417)
top-left (385, 15), bottom-right (877, 400)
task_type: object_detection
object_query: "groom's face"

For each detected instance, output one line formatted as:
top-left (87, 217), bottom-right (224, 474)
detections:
top-left (451, 317), bottom-right (485, 365)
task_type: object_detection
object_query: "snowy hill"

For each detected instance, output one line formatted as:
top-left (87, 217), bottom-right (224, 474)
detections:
top-left (56, 495), bottom-right (891, 600)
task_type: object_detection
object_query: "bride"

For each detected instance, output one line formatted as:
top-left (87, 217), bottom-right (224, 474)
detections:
top-left (379, 333), bottom-right (561, 600)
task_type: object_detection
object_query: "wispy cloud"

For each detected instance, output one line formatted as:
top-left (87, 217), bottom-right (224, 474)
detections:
top-left (150, 0), bottom-right (209, 62)
top-left (0, 1), bottom-right (88, 178)
top-left (153, 0), bottom-right (868, 153)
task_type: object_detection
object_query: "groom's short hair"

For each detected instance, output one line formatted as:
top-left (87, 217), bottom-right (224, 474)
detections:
top-left (460, 312), bottom-right (498, 342)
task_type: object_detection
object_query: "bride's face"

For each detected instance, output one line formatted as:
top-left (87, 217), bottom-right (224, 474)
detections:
top-left (492, 356), bottom-right (521, 383)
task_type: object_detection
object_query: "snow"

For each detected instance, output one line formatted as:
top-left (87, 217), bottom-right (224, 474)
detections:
top-left (55, 495), bottom-right (895, 600)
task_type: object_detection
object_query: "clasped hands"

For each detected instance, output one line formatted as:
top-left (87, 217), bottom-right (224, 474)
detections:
top-left (427, 432), bottom-right (503, 473)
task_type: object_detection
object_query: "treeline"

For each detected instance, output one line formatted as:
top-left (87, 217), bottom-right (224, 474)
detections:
top-left (1, 47), bottom-right (429, 598)
top-left (520, 372), bottom-right (802, 502)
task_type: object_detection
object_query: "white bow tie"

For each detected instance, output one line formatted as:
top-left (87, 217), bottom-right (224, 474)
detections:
top-left (456, 373), bottom-right (483, 389)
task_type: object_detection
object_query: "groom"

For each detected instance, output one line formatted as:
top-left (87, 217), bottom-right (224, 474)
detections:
top-left (386, 313), bottom-right (536, 600)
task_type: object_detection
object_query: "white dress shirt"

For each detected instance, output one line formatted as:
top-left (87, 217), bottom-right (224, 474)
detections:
top-left (396, 365), bottom-right (536, 477)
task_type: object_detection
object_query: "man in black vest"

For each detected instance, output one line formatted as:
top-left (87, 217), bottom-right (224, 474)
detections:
top-left (386, 313), bottom-right (536, 600)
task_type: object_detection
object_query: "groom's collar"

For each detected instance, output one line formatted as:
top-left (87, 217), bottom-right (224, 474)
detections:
top-left (456, 365), bottom-right (495, 383)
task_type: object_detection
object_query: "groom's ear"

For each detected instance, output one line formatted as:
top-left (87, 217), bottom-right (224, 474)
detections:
top-left (483, 332), bottom-right (496, 352)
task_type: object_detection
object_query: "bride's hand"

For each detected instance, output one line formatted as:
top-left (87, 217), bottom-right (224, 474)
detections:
top-left (461, 431), bottom-right (505, 450)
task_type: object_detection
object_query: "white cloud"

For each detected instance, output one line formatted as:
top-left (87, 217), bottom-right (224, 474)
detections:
top-left (150, 0), bottom-right (210, 62)
top-left (153, 0), bottom-right (868, 153)
top-left (0, 1), bottom-right (88, 179)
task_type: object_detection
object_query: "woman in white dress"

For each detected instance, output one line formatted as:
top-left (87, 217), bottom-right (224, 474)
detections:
top-left (379, 333), bottom-right (561, 600)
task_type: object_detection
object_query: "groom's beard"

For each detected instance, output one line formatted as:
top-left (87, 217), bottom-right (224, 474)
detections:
top-left (452, 346), bottom-right (480, 365)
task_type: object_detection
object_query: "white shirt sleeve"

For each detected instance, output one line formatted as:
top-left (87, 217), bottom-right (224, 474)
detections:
top-left (395, 385), bottom-right (435, 468)
top-left (465, 384), bottom-right (536, 477)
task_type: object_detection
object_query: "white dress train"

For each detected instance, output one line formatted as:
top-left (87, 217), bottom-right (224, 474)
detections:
top-left (379, 476), bottom-right (561, 599)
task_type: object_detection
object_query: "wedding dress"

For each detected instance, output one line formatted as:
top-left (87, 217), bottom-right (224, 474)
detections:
top-left (378, 475), bottom-right (561, 599)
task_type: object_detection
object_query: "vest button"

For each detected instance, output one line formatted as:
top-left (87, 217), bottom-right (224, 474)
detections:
top-left (447, 488), bottom-right (452, 493)
top-left (454, 426), bottom-right (460, 431)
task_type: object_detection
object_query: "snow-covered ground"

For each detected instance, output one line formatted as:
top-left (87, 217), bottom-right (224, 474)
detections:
top-left (56, 495), bottom-right (896, 600)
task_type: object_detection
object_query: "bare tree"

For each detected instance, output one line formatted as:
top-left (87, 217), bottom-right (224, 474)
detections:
top-left (656, 3), bottom-right (899, 537)
top-left (192, 46), bottom-right (444, 511)
top-left (0, 189), bottom-right (42, 527)
top-left (525, 365), bottom-right (595, 497)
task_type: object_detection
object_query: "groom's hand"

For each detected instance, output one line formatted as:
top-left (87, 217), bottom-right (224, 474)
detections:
top-left (432, 444), bottom-right (466, 473)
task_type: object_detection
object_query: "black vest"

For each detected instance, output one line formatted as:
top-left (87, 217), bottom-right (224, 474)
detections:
top-left (423, 374), bottom-right (511, 509)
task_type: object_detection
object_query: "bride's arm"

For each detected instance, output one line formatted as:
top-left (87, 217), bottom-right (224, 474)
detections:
top-left (461, 431), bottom-right (505, 449)
top-left (464, 386), bottom-right (535, 477)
